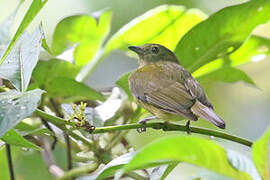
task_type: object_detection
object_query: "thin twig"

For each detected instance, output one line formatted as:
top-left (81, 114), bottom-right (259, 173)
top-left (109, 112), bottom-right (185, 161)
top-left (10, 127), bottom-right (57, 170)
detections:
top-left (36, 109), bottom-right (253, 147)
top-left (64, 133), bottom-right (72, 170)
top-left (41, 118), bottom-right (57, 150)
top-left (93, 122), bottom-right (253, 147)
top-left (5, 144), bottom-right (15, 180)
top-left (57, 163), bottom-right (99, 180)
top-left (38, 137), bottom-right (65, 178)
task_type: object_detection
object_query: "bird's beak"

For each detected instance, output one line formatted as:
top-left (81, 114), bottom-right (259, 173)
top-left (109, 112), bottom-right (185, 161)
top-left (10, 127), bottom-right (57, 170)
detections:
top-left (128, 46), bottom-right (144, 54)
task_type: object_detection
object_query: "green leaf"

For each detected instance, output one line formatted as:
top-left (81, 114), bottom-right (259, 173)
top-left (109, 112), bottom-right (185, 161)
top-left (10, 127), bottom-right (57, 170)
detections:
top-left (116, 72), bottom-right (133, 101)
top-left (0, 26), bottom-right (44, 92)
top-left (0, 89), bottom-right (44, 137)
top-left (94, 152), bottom-right (134, 180)
top-left (0, 0), bottom-right (48, 66)
top-left (104, 5), bottom-right (206, 54)
top-left (121, 136), bottom-right (252, 180)
top-left (226, 149), bottom-right (261, 180)
top-left (0, 3), bottom-right (21, 44)
top-left (32, 59), bottom-right (80, 88)
top-left (193, 35), bottom-right (270, 79)
top-left (252, 127), bottom-right (270, 179)
top-left (52, 9), bottom-right (112, 66)
top-left (46, 77), bottom-right (105, 101)
top-left (175, 0), bottom-right (270, 73)
top-left (230, 35), bottom-right (270, 66)
top-left (1, 129), bottom-right (40, 150)
top-left (197, 66), bottom-right (255, 85)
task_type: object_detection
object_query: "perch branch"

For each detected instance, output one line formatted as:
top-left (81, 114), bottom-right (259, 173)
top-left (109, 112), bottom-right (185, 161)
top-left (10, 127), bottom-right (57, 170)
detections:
top-left (36, 109), bottom-right (253, 147)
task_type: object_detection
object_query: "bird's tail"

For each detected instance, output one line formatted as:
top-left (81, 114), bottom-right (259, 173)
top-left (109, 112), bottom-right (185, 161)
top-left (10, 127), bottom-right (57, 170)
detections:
top-left (190, 100), bottom-right (225, 129)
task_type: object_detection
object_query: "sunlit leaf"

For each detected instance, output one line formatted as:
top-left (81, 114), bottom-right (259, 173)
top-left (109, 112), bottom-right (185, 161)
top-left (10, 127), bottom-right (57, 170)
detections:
top-left (197, 66), bottom-right (255, 85)
top-left (175, 0), bottom-right (270, 73)
top-left (0, 0), bottom-right (48, 66)
top-left (52, 9), bottom-right (112, 66)
top-left (0, 26), bottom-right (44, 91)
top-left (104, 5), bottom-right (206, 54)
top-left (1, 129), bottom-right (40, 150)
top-left (252, 127), bottom-right (270, 180)
top-left (193, 35), bottom-right (270, 78)
top-left (0, 89), bottom-right (44, 137)
top-left (46, 77), bottom-right (105, 101)
top-left (121, 136), bottom-right (252, 180)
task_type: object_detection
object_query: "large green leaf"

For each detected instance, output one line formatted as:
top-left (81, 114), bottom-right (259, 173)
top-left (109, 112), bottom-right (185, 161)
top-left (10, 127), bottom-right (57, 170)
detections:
top-left (46, 77), bottom-right (105, 101)
top-left (1, 129), bottom-right (40, 150)
top-left (0, 26), bottom-right (44, 91)
top-left (197, 66), bottom-right (255, 85)
top-left (104, 5), bottom-right (206, 54)
top-left (120, 136), bottom-right (252, 180)
top-left (175, 0), bottom-right (270, 73)
top-left (252, 127), bottom-right (270, 180)
top-left (0, 0), bottom-right (48, 66)
top-left (0, 89), bottom-right (44, 137)
top-left (52, 9), bottom-right (112, 66)
top-left (32, 59), bottom-right (80, 88)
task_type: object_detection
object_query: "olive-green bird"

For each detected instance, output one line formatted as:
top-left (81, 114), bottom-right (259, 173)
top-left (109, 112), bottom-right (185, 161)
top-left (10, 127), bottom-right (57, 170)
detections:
top-left (128, 44), bottom-right (225, 130)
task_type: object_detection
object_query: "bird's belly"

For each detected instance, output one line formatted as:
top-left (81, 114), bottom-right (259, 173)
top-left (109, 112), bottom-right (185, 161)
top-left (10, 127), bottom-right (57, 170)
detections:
top-left (139, 101), bottom-right (185, 121)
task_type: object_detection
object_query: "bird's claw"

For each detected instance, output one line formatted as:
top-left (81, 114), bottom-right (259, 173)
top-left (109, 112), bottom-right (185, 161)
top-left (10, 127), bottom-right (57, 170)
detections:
top-left (185, 120), bottom-right (191, 134)
top-left (137, 121), bottom-right (147, 133)
top-left (136, 116), bottom-right (156, 133)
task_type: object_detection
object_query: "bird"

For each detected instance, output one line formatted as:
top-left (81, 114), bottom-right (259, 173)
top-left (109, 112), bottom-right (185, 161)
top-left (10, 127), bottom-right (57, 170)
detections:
top-left (128, 44), bottom-right (225, 132)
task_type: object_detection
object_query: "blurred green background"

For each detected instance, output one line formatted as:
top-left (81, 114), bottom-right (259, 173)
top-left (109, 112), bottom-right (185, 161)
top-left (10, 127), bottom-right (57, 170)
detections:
top-left (0, 0), bottom-right (269, 179)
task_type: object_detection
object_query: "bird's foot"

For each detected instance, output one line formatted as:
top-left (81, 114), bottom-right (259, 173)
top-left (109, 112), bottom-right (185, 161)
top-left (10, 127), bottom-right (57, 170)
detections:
top-left (137, 116), bottom-right (156, 133)
top-left (185, 120), bottom-right (191, 134)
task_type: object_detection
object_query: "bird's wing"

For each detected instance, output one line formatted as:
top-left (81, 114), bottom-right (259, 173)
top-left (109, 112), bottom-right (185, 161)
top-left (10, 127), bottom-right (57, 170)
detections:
top-left (184, 76), bottom-right (213, 109)
top-left (129, 63), bottom-right (197, 120)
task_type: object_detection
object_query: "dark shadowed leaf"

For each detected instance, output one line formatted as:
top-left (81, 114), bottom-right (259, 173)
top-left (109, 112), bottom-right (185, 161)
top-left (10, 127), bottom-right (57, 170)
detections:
top-left (32, 59), bottom-right (80, 87)
top-left (175, 0), bottom-right (270, 73)
top-left (197, 66), bottom-right (255, 85)
top-left (1, 129), bottom-right (40, 150)
top-left (46, 77), bottom-right (105, 101)
top-left (0, 26), bottom-right (43, 91)
top-left (0, 0), bottom-right (48, 66)
top-left (121, 136), bottom-right (252, 180)
top-left (52, 9), bottom-right (112, 66)
top-left (0, 89), bottom-right (44, 137)
top-left (104, 5), bottom-right (206, 54)
top-left (252, 127), bottom-right (270, 180)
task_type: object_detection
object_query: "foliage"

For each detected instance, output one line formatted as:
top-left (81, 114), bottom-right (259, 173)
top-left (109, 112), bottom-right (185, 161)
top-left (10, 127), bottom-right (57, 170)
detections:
top-left (0, 0), bottom-right (269, 179)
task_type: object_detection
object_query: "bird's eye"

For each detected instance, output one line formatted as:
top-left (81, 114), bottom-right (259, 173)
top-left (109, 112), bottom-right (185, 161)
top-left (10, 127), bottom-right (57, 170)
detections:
top-left (151, 47), bottom-right (159, 54)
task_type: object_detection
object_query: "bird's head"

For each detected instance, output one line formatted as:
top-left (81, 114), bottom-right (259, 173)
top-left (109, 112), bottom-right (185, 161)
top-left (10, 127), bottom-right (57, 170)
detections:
top-left (128, 44), bottom-right (180, 66)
